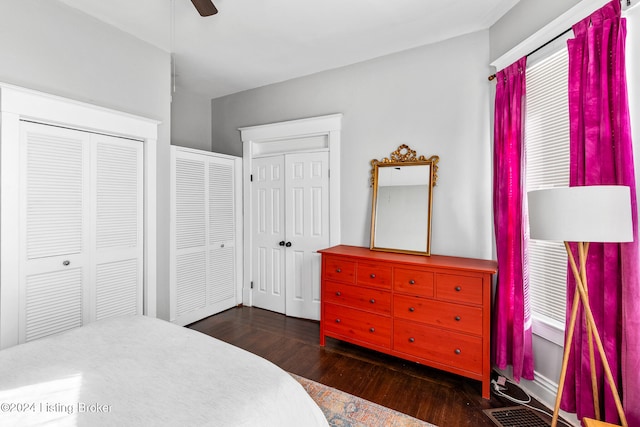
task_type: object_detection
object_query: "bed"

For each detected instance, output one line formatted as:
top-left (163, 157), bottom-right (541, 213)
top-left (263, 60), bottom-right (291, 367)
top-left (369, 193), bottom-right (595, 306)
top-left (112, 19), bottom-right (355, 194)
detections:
top-left (0, 315), bottom-right (329, 426)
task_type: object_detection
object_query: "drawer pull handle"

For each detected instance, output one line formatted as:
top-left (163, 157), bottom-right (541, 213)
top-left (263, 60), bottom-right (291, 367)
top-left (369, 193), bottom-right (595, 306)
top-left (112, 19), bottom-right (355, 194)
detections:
top-left (335, 319), bottom-right (341, 323)
top-left (409, 307), bottom-right (415, 312)
top-left (336, 268), bottom-right (342, 273)
top-left (409, 279), bottom-right (415, 285)
top-left (455, 286), bottom-right (462, 292)
top-left (369, 298), bottom-right (376, 304)
top-left (336, 291), bottom-right (341, 296)
top-left (63, 260), bottom-right (71, 266)
top-left (408, 337), bottom-right (415, 343)
top-left (455, 316), bottom-right (461, 321)
top-left (454, 348), bottom-right (461, 355)
top-left (369, 327), bottom-right (375, 333)
top-left (370, 273), bottom-right (376, 279)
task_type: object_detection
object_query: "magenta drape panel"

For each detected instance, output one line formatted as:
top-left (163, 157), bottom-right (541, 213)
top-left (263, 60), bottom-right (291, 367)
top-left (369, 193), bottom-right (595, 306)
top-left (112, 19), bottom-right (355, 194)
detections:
top-left (492, 57), bottom-right (534, 382)
top-left (566, 1), bottom-right (640, 424)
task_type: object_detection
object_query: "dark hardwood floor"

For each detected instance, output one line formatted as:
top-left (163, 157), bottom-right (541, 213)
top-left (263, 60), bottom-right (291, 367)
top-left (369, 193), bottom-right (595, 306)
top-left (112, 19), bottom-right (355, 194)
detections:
top-left (188, 306), bottom-right (551, 427)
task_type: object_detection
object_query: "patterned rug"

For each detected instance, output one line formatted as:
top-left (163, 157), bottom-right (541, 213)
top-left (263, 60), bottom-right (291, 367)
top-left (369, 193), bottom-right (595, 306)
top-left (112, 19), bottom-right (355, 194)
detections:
top-left (291, 373), bottom-right (438, 427)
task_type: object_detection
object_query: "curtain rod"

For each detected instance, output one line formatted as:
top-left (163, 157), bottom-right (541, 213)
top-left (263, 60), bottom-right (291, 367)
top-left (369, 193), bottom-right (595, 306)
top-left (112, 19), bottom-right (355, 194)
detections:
top-left (487, 27), bottom-right (572, 81)
top-left (488, 0), bottom-right (631, 81)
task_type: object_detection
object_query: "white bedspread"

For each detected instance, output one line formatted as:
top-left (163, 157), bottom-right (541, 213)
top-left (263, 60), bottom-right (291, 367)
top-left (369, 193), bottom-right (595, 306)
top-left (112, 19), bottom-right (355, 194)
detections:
top-left (0, 315), bottom-right (328, 427)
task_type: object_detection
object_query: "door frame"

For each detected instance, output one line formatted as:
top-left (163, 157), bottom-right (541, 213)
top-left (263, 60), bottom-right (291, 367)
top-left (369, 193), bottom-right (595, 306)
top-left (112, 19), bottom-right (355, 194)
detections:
top-left (240, 114), bottom-right (342, 306)
top-left (0, 83), bottom-right (158, 349)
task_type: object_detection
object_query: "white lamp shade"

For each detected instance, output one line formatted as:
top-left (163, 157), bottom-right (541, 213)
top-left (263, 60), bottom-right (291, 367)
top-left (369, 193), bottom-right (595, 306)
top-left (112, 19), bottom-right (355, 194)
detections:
top-left (528, 186), bottom-right (634, 243)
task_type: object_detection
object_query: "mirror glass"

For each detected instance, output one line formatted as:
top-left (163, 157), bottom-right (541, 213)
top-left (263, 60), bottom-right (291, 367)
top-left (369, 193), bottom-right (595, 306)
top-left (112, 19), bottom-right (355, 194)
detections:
top-left (370, 146), bottom-right (438, 256)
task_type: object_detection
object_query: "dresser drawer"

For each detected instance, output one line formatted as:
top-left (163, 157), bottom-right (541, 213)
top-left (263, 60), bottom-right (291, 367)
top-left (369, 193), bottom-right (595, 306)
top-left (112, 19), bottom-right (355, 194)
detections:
top-left (435, 273), bottom-right (483, 305)
top-left (393, 319), bottom-right (482, 374)
top-left (323, 257), bottom-right (356, 283)
top-left (324, 303), bottom-right (391, 349)
top-left (394, 268), bottom-right (434, 297)
top-left (356, 262), bottom-right (392, 289)
top-left (323, 281), bottom-right (391, 315)
top-left (393, 295), bottom-right (482, 336)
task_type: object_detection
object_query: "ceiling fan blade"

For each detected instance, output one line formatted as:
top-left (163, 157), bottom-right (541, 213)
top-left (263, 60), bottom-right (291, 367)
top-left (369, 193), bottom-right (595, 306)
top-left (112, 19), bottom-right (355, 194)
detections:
top-left (191, 0), bottom-right (218, 16)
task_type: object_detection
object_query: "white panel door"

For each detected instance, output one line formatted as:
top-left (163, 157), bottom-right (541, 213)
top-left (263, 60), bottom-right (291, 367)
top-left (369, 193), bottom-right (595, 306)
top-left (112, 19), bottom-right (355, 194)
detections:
top-left (251, 155), bottom-right (286, 314)
top-left (284, 152), bottom-right (329, 320)
top-left (251, 152), bottom-right (329, 320)
top-left (19, 122), bottom-right (90, 341)
top-left (92, 134), bottom-right (143, 320)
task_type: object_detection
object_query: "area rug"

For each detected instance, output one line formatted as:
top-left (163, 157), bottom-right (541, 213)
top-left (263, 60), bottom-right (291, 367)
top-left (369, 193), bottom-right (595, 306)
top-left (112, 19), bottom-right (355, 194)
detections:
top-left (291, 373), bottom-right (437, 427)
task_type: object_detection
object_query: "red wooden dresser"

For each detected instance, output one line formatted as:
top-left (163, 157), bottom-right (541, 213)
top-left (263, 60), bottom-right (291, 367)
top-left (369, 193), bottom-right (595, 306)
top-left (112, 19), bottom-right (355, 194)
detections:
top-left (319, 245), bottom-right (498, 399)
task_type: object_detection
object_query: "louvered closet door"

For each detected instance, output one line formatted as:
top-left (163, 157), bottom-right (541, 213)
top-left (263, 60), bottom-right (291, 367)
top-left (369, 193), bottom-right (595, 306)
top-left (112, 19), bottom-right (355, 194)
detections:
top-left (92, 134), bottom-right (143, 320)
top-left (171, 148), bottom-right (237, 325)
top-left (208, 158), bottom-right (236, 310)
top-left (19, 122), bottom-right (90, 341)
top-left (18, 122), bottom-right (143, 343)
top-left (174, 155), bottom-right (208, 319)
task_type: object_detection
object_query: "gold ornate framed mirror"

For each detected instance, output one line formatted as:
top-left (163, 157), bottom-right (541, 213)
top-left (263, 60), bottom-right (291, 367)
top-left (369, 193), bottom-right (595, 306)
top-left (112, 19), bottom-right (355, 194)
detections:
top-left (370, 145), bottom-right (439, 256)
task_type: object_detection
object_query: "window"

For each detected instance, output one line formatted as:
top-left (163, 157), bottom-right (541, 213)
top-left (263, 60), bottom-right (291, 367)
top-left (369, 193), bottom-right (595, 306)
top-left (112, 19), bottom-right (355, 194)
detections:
top-left (524, 39), bottom-right (571, 344)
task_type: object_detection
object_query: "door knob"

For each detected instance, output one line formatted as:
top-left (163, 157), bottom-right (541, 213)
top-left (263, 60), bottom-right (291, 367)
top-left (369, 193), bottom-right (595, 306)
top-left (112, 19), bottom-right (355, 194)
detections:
top-left (279, 241), bottom-right (285, 246)
top-left (285, 242), bottom-right (292, 247)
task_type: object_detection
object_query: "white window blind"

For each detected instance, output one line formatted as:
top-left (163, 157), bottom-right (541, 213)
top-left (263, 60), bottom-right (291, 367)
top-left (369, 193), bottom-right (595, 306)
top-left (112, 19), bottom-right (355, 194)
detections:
top-left (525, 47), bottom-right (570, 331)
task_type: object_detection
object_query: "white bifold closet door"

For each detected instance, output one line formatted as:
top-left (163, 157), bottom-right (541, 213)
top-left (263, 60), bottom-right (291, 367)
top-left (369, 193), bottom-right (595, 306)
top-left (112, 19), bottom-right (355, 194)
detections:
top-left (170, 147), bottom-right (240, 326)
top-left (19, 121), bottom-right (143, 343)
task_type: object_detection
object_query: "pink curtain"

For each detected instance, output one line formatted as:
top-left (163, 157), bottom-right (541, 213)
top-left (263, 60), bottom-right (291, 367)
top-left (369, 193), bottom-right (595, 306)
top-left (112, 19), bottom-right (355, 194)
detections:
top-left (492, 57), bottom-right (534, 382)
top-left (565, 1), bottom-right (640, 424)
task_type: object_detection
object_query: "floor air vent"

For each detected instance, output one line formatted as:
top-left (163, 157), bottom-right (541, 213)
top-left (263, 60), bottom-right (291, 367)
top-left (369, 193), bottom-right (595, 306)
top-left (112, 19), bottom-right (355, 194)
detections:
top-left (483, 406), bottom-right (550, 427)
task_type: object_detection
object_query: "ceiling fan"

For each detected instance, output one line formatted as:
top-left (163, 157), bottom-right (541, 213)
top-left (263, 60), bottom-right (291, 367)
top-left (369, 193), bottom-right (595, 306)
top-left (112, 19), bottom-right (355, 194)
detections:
top-left (191, 0), bottom-right (218, 16)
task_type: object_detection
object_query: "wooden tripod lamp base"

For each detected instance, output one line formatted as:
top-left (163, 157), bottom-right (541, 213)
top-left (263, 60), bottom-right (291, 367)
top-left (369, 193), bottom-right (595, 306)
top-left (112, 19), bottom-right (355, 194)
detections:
top-left (527, 186), bottom-right (634, 427)
top-left (550, 241), bottom-right (627, 427)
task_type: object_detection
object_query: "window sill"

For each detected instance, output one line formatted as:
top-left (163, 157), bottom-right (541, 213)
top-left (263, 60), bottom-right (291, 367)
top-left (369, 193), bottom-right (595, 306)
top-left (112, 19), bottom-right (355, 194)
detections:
top-left (532, 314), bottom-right (565, 347)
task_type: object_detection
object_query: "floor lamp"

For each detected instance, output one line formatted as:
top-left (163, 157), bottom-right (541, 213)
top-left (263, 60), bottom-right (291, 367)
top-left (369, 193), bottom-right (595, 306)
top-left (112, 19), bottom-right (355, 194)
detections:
top-left (527, 186), bottom-right (633, 427)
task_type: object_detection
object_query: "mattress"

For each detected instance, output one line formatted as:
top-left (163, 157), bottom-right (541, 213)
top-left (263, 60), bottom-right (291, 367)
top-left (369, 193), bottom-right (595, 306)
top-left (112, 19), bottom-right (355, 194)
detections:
top-left (0, 315), bottom-right (328, 426)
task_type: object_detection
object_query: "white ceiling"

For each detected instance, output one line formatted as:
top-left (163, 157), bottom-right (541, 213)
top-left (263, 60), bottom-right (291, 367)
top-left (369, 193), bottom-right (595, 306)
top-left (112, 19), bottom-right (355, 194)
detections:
top-left (56, 0), bottom-right (519, 99)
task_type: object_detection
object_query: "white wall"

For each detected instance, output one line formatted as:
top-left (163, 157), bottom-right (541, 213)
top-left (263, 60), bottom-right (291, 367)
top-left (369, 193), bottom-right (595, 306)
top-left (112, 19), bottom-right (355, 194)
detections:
top-left (212, 30), bottom-right (494, 260)
top-left (626, 7), bottom-right (640, 423)
top-left (0, 0), bottom-right (173, 319)
top-left (489, 0), bottom-right (582, 63)
top-left (171, 88), bottom-right (212, 151)
top-left (628, 5), bottom-right (640, 197)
